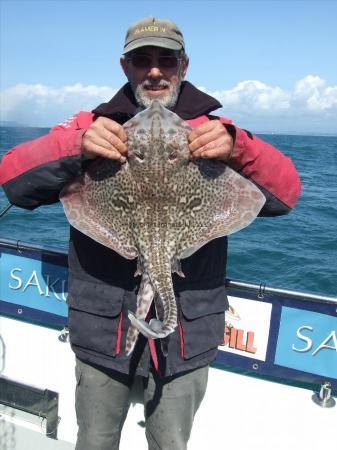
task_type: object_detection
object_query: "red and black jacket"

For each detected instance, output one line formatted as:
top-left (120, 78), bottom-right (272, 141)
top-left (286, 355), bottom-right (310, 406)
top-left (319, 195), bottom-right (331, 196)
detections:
top-left (0, 82), bottom-right (301, 377)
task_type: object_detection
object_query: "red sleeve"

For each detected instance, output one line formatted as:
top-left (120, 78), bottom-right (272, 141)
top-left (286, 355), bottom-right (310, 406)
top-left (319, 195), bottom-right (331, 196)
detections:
top-left (228, 126), bottom-right (301, 215)
top-left (0, 111), bottom-right (94, 185)
top-left (0, 111), bottom-right (94, 209)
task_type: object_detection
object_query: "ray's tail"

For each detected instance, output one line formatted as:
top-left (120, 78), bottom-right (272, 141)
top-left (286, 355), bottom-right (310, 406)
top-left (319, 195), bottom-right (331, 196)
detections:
top-left (127, 254), bottom-right (178, 344)
top-left (125, 272), bottom-right (155, 355)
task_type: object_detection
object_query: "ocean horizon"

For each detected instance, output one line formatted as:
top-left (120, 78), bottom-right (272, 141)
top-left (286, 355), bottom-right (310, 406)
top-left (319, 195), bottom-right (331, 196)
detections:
top-left (1, 121), bottom-right (336, 137)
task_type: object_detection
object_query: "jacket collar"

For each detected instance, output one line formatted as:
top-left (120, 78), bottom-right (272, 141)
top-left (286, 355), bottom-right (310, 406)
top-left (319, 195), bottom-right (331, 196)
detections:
top-left (92, 81), bottom-right (222, 122)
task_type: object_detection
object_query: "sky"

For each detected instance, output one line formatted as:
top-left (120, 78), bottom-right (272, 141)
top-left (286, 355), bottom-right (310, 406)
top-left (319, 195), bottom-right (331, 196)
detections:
top-left (1, 0), bottom-right (337, 133)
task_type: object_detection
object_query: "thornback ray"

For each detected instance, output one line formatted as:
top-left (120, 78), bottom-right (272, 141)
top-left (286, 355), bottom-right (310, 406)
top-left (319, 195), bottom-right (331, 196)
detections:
top-left (60, 101), bottom-right (266, 355)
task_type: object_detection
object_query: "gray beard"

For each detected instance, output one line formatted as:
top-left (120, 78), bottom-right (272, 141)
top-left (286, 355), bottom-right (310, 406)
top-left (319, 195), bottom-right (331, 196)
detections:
top-left (134, 80), bottom-right (182, 110)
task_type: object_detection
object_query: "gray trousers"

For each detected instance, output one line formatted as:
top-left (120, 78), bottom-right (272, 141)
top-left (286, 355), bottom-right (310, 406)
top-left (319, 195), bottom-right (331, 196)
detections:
top-left (74, 358), bottom-right (209, 450)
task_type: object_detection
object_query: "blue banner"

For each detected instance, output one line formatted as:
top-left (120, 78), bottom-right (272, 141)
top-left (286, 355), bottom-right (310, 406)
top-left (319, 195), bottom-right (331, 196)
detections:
top-left (275, 307), bottom-right (337, 379)
top-left (0, 252), bottom-right (68, 318)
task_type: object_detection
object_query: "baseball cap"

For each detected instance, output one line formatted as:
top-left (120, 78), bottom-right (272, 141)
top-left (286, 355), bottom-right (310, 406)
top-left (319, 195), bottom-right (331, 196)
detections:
top-left (123, 17), bottom-right (185, 54)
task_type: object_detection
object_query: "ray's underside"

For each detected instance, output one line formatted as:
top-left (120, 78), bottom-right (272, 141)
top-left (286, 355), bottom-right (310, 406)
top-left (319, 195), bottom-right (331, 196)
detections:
top-left (60, 101), bottom-right (266, 355)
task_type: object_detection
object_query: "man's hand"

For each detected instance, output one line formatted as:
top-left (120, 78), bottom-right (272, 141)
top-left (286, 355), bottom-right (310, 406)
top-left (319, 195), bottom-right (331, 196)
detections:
top-left (188, 120), bottom-right (233, 162)
top-left (82, 117), bottom-right (128, 163)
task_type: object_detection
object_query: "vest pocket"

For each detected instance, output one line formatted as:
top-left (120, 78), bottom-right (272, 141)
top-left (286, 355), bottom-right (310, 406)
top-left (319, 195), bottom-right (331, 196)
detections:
top-left (178, 285), bottom-right (228, 360)
top-left (67, 279), bottom-right (125, 357)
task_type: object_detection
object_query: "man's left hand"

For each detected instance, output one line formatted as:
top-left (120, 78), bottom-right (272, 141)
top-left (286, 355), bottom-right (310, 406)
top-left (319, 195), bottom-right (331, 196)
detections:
top-left (188, 120), bottom-right (233, 161)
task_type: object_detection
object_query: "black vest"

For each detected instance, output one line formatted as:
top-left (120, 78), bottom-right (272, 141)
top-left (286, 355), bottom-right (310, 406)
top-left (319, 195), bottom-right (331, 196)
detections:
top-left (67, 82), bottom-right (229, 377)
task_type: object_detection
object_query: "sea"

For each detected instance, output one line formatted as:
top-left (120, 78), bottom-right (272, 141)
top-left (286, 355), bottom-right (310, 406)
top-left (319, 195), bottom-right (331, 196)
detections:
top-left (0, 126), bottom-right (336, 298)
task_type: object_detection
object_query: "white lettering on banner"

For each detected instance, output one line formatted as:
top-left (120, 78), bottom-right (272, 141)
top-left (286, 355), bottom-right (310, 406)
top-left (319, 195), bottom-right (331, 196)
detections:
top-left (22, 270), bottom-right (44, 295)
top-left (312, 331), bottom-right (337, 356)
top-left (292, 325), bottom-right (337, 356)
top-left (9, 268), bottom-right (67, 302)
top-left (9, 268), bottom-right (23, 289)
top-left (292, 325), bottom-right (313, 352)
top-left (45, 274), bottom-right (67, 301)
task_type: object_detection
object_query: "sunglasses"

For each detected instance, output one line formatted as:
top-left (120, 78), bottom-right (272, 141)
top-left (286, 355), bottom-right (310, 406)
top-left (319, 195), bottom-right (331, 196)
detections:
top-left (126, 54), bottom-right (182, 70)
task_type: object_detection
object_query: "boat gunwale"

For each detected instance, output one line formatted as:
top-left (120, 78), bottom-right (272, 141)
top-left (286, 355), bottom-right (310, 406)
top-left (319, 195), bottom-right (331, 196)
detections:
top-left (0, 236), bottom-right (336, 305)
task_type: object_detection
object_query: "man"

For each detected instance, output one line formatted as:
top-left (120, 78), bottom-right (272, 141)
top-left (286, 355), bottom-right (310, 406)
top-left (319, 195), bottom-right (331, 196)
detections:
top-left (0, 17), bottom-right (301, 450)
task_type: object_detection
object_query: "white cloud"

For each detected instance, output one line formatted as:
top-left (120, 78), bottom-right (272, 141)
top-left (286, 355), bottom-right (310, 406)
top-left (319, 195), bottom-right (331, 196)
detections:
top-left (0, 83), bottom-right (117, 127)
top-left (203, 75), bottom-right (337, 132)
top-left (205, 75), bottom-right (337, 114)
top-left (293, 75), bottom-right (337, 111)
top-left (0, 76), bottom-right (336, 132)
top-left (209, 80), bottom-right (291, 112)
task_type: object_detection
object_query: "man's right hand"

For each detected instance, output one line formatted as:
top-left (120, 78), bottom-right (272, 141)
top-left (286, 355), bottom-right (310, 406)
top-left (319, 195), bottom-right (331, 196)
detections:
top-left (81, 117), bottom-right (128, 163)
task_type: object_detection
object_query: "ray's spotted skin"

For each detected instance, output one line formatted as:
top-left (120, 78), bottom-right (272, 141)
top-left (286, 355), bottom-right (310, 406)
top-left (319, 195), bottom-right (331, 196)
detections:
top-left (60, 101), bottom-right (266, 355)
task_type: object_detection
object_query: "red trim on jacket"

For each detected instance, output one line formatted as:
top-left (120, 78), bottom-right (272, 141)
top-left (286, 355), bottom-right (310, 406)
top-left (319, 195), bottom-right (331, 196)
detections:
top-left (148, 339), bottom-right (160, 374)
top-left (114, 312), bottom-right (123, 356)
top-left (178, 321), bottom-right (185, 358)
top-left (0, 112), bottom-right (94, 185)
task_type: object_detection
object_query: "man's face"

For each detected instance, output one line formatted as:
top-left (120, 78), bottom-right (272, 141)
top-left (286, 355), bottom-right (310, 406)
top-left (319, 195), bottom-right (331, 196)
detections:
top-left (120, 46), bottom-right (189, 109)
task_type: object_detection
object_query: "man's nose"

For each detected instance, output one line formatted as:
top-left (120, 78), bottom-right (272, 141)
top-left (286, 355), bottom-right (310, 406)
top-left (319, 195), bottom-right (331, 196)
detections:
top-left (147, 66), bottom-right (162, 78)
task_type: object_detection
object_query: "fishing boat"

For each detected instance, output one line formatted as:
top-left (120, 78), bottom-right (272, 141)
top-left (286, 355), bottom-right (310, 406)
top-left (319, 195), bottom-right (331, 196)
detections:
top-left (0, 236), bottom-right (336, 450)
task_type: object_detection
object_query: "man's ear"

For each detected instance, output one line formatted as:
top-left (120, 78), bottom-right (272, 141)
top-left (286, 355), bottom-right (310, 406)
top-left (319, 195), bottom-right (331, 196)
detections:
top-left (120, 57), bottom-right (128, 77)
top-left (181, 57), bottom-right (189, 79)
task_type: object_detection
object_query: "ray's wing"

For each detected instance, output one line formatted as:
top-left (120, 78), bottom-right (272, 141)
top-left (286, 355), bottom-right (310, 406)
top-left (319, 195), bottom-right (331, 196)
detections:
top-left (176, 161), bottom-right (266, 259)
top-left (60, 158), bottom-right (138, 259)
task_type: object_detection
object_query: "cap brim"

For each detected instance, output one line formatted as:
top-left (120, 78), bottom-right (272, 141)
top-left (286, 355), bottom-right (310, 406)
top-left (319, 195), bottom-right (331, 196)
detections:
top-left (123, 37), bottom-right (182, 54)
